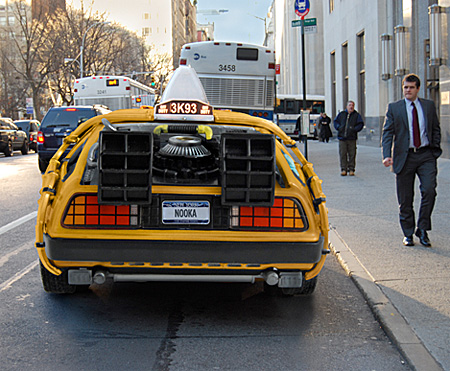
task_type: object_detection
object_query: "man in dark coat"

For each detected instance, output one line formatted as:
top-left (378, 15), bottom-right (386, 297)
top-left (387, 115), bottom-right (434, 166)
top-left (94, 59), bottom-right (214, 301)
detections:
top-left (318, 112), bottom-right (333, 142)
top-left (333, 101), bottom-right (364, 176)
top-left (382, 73), bottom-right (442, 247)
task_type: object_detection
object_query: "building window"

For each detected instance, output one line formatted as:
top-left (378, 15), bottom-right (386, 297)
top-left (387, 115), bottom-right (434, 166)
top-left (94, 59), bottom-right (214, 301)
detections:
top-left (329, 0), bottom-right (334, 13)
top-left (143, 13), bottom-right (149, 20)
top-left (331, 51), bottom-right (336, 120)
top-left (142, 27), bottom-right (149, 36)
top-left (342, 42), bottom-right (348, 109)
top-left (357, 31), bottom-right (365, 120)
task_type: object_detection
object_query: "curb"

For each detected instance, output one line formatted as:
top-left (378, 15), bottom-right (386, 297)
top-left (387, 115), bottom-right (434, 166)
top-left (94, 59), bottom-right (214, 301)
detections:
top-left (329, 227), bottom-right (444, 371)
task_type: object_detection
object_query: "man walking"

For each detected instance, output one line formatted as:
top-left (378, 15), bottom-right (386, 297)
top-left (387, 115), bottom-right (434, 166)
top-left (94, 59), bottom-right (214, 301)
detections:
top-left (382, 73), bottom-right (442, 247)
top-left (333, 101), bottom-right (364, 176)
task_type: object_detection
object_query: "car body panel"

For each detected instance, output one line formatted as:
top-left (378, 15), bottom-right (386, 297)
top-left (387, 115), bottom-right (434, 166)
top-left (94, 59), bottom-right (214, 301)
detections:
top-left (35, 67), bottom-right (329, 293)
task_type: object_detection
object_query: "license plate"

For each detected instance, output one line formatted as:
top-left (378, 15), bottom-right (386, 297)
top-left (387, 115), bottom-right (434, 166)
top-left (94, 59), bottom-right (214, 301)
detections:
top-left (162, 201), bottom-right (210, 224)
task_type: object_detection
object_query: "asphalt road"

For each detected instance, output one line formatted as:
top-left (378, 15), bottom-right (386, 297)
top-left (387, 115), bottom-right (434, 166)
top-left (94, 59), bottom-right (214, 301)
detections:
top-left (0, 152), bottom-right (410, 370)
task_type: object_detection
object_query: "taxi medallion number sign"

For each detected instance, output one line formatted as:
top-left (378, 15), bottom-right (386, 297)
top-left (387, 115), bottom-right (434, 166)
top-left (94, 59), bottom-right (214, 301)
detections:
top-left (155, 100), bottom-right (212, 116)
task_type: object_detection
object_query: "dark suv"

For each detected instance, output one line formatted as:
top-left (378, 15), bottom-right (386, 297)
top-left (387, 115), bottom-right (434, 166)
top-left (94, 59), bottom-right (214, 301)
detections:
top-left (0, 118), bottom-right (29, 156)
top-left (14, 119), bottom-right (40, 152)
top-left (38, 105), bottom-right (110, 172)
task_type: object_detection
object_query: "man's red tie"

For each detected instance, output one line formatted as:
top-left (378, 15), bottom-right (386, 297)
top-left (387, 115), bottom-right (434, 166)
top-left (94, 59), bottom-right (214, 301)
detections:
top-left (412, 102), bottom-right (421, 148)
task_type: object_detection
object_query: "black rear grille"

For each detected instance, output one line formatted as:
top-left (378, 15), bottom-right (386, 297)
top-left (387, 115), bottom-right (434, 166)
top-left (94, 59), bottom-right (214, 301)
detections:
top-left (98, 131), bottom-right (153, 204)
top-left (221, 133), bottom-right (275, 206)
top-left (140, 195), bottom-right (230, 229)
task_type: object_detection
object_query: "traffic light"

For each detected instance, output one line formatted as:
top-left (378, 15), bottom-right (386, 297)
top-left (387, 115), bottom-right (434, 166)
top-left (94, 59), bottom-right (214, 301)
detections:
top-left (151, 76), bottom-right (156, 87)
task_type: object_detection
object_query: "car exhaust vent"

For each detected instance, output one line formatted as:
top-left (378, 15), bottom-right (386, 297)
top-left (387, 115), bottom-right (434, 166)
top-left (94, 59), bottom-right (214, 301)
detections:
top-left (98, 131), bottom-right (153, 204)
top-left (221, 133), bottom-right (275, 206)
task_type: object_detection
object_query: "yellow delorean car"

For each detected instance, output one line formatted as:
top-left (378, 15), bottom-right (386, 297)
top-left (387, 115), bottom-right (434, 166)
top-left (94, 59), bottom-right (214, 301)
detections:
top-left (35, 66), bottom-right (329, 295)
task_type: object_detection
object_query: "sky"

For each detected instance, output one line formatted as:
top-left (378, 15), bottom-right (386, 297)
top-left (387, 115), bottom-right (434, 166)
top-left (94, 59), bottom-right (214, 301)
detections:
top-left (68, 0), bottom-right (273, 46)
top-left (196, 0), bottom-right (273, 45)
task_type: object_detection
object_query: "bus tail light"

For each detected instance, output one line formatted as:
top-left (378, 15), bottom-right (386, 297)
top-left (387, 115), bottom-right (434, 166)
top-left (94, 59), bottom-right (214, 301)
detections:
top-left (180, 59), bottom-right (187, 65)
top-left (37, 131), bottom-right (44, 144)
top-left (268, 63), bottom-right (275, 69)
top-left (231, 198), bottom-right (307, 231)
top-left (62, 194), bottom-right (139, 228)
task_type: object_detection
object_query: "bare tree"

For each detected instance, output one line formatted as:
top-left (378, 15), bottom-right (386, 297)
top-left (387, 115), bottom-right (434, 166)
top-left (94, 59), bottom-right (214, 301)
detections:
top-left (0, 0), bottom-right (62, 120)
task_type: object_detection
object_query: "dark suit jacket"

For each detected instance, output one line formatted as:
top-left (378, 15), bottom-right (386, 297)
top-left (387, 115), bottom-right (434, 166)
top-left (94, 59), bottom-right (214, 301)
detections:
top-left (382, 98), bottom-right (442, 174)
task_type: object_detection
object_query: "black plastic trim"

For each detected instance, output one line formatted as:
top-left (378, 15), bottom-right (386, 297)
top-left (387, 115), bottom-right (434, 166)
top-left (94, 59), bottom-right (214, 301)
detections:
top-left (44, 234), bottom-right (324, 265)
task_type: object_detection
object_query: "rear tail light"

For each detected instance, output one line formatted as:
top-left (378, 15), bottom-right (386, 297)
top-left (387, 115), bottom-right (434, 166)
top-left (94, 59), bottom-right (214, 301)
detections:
top-left (231, 197), bottom-right (307, 231)
top-left (180, 59), bottom-right (187, 65)
top-left (268, 63), bottom-right (275, 69)
top-left (63, 194), bottom-right (139, 228)
top-left (37, 131), bottom-right (44, 144)
top-left (65, 108), bottom-right (77, 111)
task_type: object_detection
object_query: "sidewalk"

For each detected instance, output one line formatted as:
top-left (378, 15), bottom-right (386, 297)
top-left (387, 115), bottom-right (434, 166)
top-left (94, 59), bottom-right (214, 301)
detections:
top-left (303, 139), bottom-right (450, 371)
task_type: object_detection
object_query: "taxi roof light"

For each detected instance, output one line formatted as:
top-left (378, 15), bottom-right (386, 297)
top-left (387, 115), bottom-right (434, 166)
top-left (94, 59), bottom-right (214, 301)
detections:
top-left (154, 66), bottom-right (213, 122)
top-left (160, 66), bottom-right (209, 103)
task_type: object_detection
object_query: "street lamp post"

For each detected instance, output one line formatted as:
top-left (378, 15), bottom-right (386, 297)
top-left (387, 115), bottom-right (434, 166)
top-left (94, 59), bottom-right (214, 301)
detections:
top-left (80, 21), bottom-right (110, 78)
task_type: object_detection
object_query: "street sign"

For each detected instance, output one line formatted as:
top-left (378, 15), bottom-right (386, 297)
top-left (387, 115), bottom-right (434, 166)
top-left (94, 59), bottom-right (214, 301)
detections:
top-left (295, 0), bottom-right (310, 19)
top-left (292, 18), bottom-right (317, 34)
top-left (26, 98), bottom-right (33, 115)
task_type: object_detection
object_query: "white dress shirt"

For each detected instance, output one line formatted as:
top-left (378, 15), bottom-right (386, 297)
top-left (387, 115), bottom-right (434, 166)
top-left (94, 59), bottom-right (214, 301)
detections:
top-left (405, 98), bottom-right (429, 148)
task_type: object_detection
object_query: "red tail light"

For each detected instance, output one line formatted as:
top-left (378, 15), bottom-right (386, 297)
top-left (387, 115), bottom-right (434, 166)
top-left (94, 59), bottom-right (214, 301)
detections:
top-left (268, 63), bottom-right (275, 69)
top-left (231, 198), bottom-right (307, 231)
top-left (37, 131), bottom-right (44, 144)
top-left (63, 194), bottom-right (139, 228)
top-left (180, 59), bottom-right (187, 65)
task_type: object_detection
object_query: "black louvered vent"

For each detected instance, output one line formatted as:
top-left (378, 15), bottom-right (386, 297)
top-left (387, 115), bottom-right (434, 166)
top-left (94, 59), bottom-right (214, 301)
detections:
top-left (98, 131), bottom-right (152, 204)
top-left (221, 133), bottom-right (275, 206)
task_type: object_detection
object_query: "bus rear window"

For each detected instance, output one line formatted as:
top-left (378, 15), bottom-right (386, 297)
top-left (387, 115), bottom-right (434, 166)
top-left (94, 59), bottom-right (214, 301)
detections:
top-left (236, 48), bottom-right (258, 61)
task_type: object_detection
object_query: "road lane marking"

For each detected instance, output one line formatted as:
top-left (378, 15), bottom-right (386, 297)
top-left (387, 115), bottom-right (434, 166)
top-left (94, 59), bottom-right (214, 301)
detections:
top-left (0, 261), bottom-right (38, 293)
top-left (0, 241), bottom-right (34, 267)
top-left (0, 211), bottom-right (38, 236)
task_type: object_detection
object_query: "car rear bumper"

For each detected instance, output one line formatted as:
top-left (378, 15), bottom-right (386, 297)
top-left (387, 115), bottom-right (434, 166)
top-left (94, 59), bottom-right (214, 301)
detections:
top-left (43, 234), bottom-right (325, 265)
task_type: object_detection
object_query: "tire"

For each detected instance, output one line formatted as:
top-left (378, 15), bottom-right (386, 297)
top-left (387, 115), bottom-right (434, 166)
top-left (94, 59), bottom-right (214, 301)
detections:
top-left (4, 141), bottom-right (13, 156)
top-left (39, 261), bottom-right (76, 294)
top-left (38, 158), bottom-right (49, 173)
top-left (297, 275), bottom-right (318, 295)
top-left (21, 140), bottom-right (29, 155)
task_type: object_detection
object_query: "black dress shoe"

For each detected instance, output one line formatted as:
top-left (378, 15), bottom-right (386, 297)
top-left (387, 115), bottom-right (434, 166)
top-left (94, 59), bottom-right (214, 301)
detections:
top-left (415, 228), bottom-right (431, 247)
top-left (403, 236), bottom-right (414, 246)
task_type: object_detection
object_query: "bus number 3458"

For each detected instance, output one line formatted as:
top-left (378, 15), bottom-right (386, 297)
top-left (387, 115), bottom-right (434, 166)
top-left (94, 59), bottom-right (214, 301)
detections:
top-left (218, 64), bottom-right (236, 72)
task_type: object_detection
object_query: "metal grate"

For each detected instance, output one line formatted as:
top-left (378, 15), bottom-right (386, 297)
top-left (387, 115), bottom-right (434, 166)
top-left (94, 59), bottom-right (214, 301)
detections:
top-left (200, 77), bottom-right (266, 108)
top-left (98, 131), bottom-right (153, 204)
top-left (221, 133), bottom-right (275, 206)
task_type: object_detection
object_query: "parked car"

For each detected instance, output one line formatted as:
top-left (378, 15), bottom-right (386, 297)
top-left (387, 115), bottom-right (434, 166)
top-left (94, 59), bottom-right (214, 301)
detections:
top-left (35, 66), bottom-right (329, 295)
top-left (14, 119), bottom-right (40, 152)
top-left (0, 117), bottom-right (28, 156)
top-left (37, 105), bottom-right (110, 172)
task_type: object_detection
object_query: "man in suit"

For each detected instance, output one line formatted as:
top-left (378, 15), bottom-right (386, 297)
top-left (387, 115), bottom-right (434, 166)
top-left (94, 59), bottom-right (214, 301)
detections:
top-left (382, 74), bottom-right (442, 247)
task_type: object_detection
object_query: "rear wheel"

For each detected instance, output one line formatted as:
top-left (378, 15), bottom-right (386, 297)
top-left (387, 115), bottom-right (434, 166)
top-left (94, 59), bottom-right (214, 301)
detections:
top-left (4, 141), bottom-right (13, 156)
top-left (268, 275), bottom-right (318, 297)
top-left (38, 158), bottom-right (49, 173)
top-left (39, 261), bottom-right (76, 294)
top-left (21, 140), bottom-right (29, 155)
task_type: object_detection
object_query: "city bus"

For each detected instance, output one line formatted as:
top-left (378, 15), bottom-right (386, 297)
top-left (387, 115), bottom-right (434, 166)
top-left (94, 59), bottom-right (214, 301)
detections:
top-left (179, 41), bottom-right (276, 120)
top-left (73, 75), bottom-right (156, 111)
top-left (274, 94), bottom-right (325, 138)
